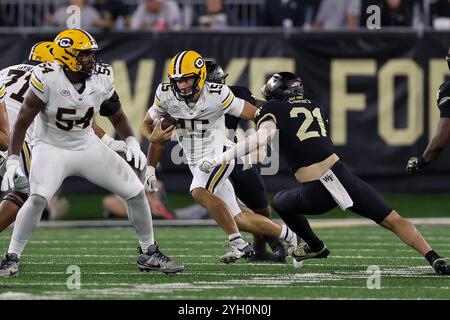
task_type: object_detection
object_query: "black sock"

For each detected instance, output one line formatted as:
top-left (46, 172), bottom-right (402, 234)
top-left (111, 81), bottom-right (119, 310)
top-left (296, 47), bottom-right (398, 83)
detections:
top-left (425, 250), bottom-right (441, 266)
top-left (278, 212), bottom-right (324, 251)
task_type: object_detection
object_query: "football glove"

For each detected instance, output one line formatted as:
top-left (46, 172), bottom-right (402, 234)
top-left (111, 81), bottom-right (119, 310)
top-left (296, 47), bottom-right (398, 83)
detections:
top-left (406, 156), bottom-right (428, 174)
top-left (125, 136), bottom-right (146, 171)
top-left (144, 165), bottom-right (158, 193)
top-left (1, 155), bottom-right (24, 192)
top-left (198, 156), bottom-right (219, 173)
top-left (101, 134), bottom-right (127, 153)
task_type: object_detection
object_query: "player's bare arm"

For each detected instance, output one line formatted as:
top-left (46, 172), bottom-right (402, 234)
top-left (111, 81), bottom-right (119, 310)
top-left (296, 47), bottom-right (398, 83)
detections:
top-left (423, 118), bottom-right (450, 162)
top-left (107, 108), bottom-right (134, 139)
top-left (406, 118), bottom-right (450, 173)
top-left (106, 108), bottom-right (146, 170)
top-left (92, 120), bottom-right (106, 138)
top-left (238, 100), bottom-right (257, 120)
top-left (199, 119), bottom-right (276, 173)
top-left (92, 120), bottom-right (127, 153)
top-left (0, 101), bottom-right (9, 151)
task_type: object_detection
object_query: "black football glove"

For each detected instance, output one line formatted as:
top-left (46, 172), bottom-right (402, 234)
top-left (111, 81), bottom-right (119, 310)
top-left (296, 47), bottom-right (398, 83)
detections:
top-left (406, 156), bottom-right (428, 174)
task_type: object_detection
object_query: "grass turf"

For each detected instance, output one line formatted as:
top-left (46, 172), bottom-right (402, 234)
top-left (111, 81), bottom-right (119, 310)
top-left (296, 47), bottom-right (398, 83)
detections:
top-left (1, 225), bottom-right (450, 300)
top-left (62, 192), bottom-right (450, 220)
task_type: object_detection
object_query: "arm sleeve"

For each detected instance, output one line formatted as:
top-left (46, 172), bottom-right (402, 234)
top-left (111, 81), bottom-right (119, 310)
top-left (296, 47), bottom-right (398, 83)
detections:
top-left (438, 82), bottom-right (450, 118)
top-left (100, 91), bottom-right (121, 116)
top-left (216, 120), bottom-right (276, 163)
top-left (230, 86), bottom-right (257, 105)
top-left (221, 85), bottom-right (245, 117)
top-left (254, 102), bottom-right (279, 129)
top-left (29, 67), bottom-right (49, 104)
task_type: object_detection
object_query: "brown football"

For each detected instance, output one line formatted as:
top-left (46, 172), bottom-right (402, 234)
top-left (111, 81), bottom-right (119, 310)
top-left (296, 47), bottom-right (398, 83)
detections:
top-left (160, 114), bottom-right (177, 130)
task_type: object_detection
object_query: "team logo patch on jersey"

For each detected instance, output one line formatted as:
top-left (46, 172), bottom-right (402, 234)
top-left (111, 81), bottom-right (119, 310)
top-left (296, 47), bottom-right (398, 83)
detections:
top-left (57, 37), bottom-right (74, 48)
top-left (60, 90), bottom-right (70, 97)
top-left (170, 105), bottom-right (181, 112)
top-left (194, 57), bottom-right (204, 69)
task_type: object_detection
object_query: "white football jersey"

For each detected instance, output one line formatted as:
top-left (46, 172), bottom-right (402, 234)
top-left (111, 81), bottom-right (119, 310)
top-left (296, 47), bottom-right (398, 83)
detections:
top-left (0, 82), bottom-right (5, 102)
top-left (0, 62), bottom-right (38, 143)
top-left (148, 82), bottom-right (245, 164)
top-left (29, 62), bottom-right (115, 150)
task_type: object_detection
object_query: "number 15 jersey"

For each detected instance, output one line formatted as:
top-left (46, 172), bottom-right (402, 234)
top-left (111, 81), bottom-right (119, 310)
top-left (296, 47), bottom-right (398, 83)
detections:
top-left (148, 82), bottom-right (245, 164)
top-left (29, 62), bottom-right (115, 150)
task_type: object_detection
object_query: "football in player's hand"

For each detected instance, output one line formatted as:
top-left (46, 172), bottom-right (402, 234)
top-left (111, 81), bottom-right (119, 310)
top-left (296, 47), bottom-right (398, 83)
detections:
top-left (160, 114), bottom-right (177, 130)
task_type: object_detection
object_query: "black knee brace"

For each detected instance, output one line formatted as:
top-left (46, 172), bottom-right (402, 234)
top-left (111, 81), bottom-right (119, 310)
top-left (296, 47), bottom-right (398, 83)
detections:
top-left (2, 192), bottom-right (29, 208)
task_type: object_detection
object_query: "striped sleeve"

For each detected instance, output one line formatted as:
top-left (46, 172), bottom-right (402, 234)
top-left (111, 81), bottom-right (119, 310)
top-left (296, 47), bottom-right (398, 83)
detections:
top-left (147, 83), bottom-right (166, 120)
top-left (0, 83), bottom-right (6, 102)
top-left (221, 85), bottom-right (244, 117)
top-left (29, 67), bottom-right (49, 103)
top-left (221, 85), bottom-right (245, 117)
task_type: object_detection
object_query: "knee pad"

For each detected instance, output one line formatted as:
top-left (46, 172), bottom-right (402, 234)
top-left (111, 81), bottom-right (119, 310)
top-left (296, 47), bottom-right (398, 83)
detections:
top-left (2, 191), bottom-right (29, 209)
top-left (28, 194), bottom-right (48, 210)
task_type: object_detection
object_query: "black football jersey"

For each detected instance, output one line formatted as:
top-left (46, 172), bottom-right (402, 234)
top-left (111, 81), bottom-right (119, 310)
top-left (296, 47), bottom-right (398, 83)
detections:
top-left (437, 80), bottom-right (450, 118)
top-left (254, 97), bottom-right (334, 171)
top-left (224, 85), bottom-right (256, 130)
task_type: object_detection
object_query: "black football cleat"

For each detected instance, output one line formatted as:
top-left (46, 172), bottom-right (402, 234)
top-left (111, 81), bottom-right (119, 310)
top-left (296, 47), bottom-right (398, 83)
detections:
top-left (248, 248), bottom-right (277, 262)
top-left (288, 243), bottom-right (330, 262)
top-left (433, 258), bottom-right (450, 275)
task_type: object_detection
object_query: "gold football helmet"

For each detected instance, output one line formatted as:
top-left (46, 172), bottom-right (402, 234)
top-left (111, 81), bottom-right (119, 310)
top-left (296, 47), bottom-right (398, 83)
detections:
top-left (168, 50), bottom-right (206, 101)
top-left (28, 41), bottom-right (54, 63)
top-left (53, 28), bottom-right (99, 75)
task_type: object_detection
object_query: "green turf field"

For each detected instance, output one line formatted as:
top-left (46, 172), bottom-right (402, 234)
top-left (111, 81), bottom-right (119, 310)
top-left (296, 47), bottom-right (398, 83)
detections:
top-left (61, 192), bottom-right (450, 220)
top-left (1, 225), bottom-right (449, 300)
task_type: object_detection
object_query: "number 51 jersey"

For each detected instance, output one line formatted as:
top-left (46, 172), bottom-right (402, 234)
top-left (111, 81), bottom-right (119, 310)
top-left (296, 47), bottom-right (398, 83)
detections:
top-left (29, 62), bottom-right (115, 150)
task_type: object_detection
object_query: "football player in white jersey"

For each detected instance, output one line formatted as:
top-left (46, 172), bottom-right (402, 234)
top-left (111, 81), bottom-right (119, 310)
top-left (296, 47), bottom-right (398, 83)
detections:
top-left (0, 41), bottom-right (54, 232)
top-left (142, 50), bottom-right (299, 263)
top-left (0, 83), bottom-right (8, 151)
top-left (0, 29), bottom-right (184, 278)
top-left (0, 41), bottom-right (127, 232)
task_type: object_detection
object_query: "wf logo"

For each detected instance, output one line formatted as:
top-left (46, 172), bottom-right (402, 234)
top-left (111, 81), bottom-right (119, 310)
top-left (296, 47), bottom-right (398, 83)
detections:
top-left (322, 175), bottom-right (334, 182)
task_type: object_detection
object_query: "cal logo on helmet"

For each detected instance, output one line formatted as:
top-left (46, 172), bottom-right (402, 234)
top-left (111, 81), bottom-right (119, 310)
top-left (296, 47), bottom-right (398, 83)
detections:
top-left (57, 37), bottom-right (74, 48)
top-left (53, 29), bottom-right (99, 75)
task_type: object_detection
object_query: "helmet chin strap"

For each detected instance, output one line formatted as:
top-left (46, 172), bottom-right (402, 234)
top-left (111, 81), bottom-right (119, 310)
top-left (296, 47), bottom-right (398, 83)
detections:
top-left (171, 76), bottom-right (201, 102)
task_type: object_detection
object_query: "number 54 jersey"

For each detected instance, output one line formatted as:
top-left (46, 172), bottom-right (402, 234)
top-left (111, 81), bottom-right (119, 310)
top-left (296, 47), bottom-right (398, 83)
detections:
top-left (29, 62), bottom-right (114, 150)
